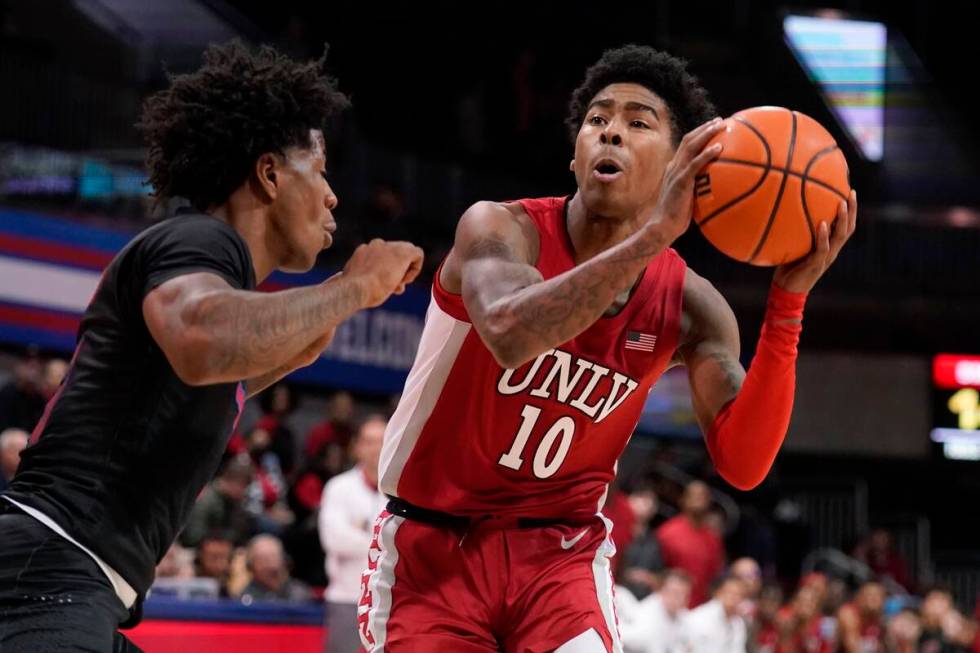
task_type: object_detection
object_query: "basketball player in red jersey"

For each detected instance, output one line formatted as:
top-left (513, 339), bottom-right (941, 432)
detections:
top-left (359, 45), bottom-right (857, 652)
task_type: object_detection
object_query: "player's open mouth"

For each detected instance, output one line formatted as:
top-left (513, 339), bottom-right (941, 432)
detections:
top-left (592, 159), bottom-right (623, 183)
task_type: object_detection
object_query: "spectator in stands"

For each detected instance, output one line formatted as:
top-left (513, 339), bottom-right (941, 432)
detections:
top-left (920, 586), bottom-right (956, 650)
top-left (776, 582), bottom-right (834, 653)
top-left (621, 568), bottom-right (692, 653)
top-left (751, 584), bottom-right (783, 653)
top-left (240, 534), bottom-right (311, 603)
top-left (885, 607), bottom-right (921, 653)
top-left (852, 528), bottom-right (912, 591)
top-left (242, 424), bottom-right (293, 535)
top-left (657, 480), bottom-right (725, 607)
top-left (155, 542), bottom-right (194, 580)
top-left (0, 427), bottom-right (28, 492)
top-left (837, 579), bottom-right (886, 653)
top-left (681, 575), bottom-right (748, 653)
top-left (0, 355), bottom-right (45, 432)
top-left (180, 456), bottom-right (256, 547)
top-left (41, 358), bottom-right (68, 400)
top-left (319, 414), bottom-right (387, 653)
top-left (603, 482), bottom-right (636, 579)
top-left (257, 383), bottom-right (298, 475)
top-left (621, 483), bottom-right (664, 600)
top-left (919, 585), bottom-right (975, 652)
top-left (195, 531), bottom-right (235, 595)
top-left (305, 390), bottom-right (355, 463)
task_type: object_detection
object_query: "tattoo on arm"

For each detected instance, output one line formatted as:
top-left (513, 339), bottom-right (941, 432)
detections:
top-left (190, 278), bottom-right (364, 381)
top-left (464, 226), bottom-right (667, 364)
top-left (709, 350), bottom-right (745, 394)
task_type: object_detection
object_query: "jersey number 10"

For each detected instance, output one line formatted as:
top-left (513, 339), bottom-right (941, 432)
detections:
top-left (497, 405), bottom-right (574, 479)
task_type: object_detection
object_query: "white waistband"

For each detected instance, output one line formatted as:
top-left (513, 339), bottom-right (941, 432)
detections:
top-left (2, 496), bottom-right (138, 609)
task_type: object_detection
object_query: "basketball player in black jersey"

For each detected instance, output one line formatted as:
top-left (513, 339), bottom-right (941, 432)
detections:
top-left (0, 42), bottom-right (423, 651)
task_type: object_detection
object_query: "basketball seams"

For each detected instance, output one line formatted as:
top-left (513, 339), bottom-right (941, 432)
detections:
top-left (799, 144), bottom-right (842, 253)
top-left (695, 116), bottom-right (773, 229)
top-left (712, 157), bottom-right (847, 201)
top-left (748, 110), bottom-right (798, 263)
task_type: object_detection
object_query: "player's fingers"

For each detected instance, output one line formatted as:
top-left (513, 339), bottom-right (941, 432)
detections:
top-left (681, 119), bottom-right (725, 160)
top-left (816, 220), bottom-right (831, 260)
top-left (830, 200), bottom-right (849, 248)
top-left (847, 190), bottom-right (858, 237)
top-left (684, 142), bottom-right (723, 179)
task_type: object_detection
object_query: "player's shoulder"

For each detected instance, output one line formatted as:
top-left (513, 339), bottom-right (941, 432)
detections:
top-left (452, 199), bottom-right (541, 262)
top-left (137, 212), bottom-right (243, 251)
top-left (457, 200), bottom-right (534, 234)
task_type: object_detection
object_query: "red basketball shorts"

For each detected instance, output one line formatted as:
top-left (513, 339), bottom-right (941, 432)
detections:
top-left (357, 511), bottom-right (623, 652)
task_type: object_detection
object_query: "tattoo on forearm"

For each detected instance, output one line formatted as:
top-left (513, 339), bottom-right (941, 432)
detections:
top-left (193, 279), bottom-right (364, 379)
top-left (469, 227), bottom-right (666, 356)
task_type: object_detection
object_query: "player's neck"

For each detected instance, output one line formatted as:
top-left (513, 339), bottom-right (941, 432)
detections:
top-left (209, 194), bottom-right (277, 283)
top-left (566, 193), bottom-right (647, 263)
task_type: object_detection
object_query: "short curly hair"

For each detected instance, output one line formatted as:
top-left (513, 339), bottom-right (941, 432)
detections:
top-left (566, 44), bottom-right (716, 147)
top-left (139, 40), bottom-right (349, 210)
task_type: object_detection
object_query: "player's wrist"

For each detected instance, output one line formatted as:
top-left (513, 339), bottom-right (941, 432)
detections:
top-left (764, 282), bottom-right (806, 330)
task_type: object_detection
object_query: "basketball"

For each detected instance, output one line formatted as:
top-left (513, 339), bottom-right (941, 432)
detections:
top-left (693, 106), bottom-right (851, 266)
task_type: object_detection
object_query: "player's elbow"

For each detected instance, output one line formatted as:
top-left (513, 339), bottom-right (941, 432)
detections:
top-left (480, 312), bottom-right (537, 369)
top-left (166, 328), bottom-right (223, 386)
top-left (718, 465), bottom-right (768, 492)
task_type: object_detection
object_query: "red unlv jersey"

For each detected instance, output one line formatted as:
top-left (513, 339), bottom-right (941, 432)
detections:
top-left (379, 196), bottom-right (686, 521)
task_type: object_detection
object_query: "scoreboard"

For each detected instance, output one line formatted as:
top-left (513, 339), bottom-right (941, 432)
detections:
top-left (932, 354), bottom-right (980, 460)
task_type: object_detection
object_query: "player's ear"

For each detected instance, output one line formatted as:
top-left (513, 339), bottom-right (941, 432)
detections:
top-left (254, 152), bottom-right (279, 202)
top-left (569, 159), bottom-right (575, 172)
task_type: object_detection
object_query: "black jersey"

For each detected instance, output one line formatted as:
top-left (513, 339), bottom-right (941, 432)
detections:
top-left (3, 213), bottom-right (255, 595)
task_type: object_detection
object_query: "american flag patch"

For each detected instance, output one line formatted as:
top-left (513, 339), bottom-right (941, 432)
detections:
top-left (625, 331), bottom-right (657, 352)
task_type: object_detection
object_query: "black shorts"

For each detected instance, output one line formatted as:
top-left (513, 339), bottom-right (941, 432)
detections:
top-left (0, 500), bottom-right (143, 652)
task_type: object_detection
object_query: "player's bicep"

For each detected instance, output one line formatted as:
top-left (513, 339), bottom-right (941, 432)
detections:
top-left (677, 270), bottom-right (745, 430)
top-left (142, 272), bottom-right (233, 381)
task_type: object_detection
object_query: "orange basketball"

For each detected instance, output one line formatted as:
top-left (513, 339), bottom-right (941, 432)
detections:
top-left (693, 106), bottom-right (850, 266)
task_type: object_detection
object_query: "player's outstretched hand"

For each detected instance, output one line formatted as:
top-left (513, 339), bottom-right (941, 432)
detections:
top-left (649, 117), bottom-right (726, 244)
top-left (344, 239), bottom-right (425, 307)
top-left (774, 190), bottom-right (857, 294)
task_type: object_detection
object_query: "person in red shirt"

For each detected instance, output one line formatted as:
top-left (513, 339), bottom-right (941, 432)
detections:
top-left (656, 480), bottom-right (725, 606)
top-left (304, 390), bottom-right (355, 460)
top-left (754, 584), bottom-right (785, 653)
top-left (776, 583), bottom-right (834, 653)
top-left (837, 580), bottom-right (886, 653)
top-left (852, 529), bottom-right (912, 592)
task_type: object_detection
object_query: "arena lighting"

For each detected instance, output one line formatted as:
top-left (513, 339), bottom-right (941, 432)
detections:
top-left (784, 13), bottom-right (886, 161)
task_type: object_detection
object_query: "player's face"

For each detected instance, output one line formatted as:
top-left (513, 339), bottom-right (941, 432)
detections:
top-left (572, 83), bottom-right (676, 217)
top-left (272, 129), bottom-right (339, 272)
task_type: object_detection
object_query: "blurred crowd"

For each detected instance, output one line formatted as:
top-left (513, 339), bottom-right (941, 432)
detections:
top-left (3, 350), bottom-right (980, 653)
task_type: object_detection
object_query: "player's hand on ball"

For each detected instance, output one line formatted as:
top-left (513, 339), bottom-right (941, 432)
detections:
top-left (773, 189), bottom-right (857, 294)
top-left (344, 239), bottom-right (425, 307)
top-left (649, 117), bottom-right (726, 244)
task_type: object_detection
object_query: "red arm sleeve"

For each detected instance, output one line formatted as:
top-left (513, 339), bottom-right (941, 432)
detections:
top-left (706, 284), bottom-right (806, 490)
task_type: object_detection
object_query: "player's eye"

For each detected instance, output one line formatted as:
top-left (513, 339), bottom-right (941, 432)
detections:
top-left (589, 115), bottom-right (606, 125)
top-left (631, 120), bottom-right (649, 129)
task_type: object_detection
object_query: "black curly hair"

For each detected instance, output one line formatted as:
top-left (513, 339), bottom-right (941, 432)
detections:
top-left (139, 40), bottom-right (349, 211)
top-left (566, 44), bottom-right (717, 147)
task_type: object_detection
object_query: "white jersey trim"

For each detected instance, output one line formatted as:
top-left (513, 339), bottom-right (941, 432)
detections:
top-left (378, 298), bottom-right (471, 496)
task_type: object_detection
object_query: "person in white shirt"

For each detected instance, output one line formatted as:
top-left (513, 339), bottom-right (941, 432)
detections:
top-left (318, 414), bottom-right (387, 653)
top-left (621, 569), bottom-right (693, 653)
top-left (681, 575), bottom-right (748, 653)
